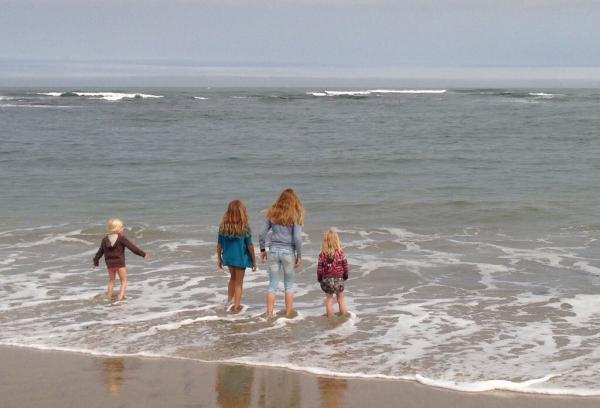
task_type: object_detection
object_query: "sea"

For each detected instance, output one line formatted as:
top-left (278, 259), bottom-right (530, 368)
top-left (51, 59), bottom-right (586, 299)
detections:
top-left (1, 87), bottom-right (599, 395)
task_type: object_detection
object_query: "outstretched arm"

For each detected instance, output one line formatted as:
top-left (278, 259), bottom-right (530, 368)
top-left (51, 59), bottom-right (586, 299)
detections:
top-left (120, 236), bottom-right (147, 258)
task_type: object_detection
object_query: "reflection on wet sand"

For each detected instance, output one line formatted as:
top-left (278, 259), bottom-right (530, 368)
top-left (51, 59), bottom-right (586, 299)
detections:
top-left (101, 358), bottom-right (125, 396)
top-left (318, 377), bottom-right (348, 408)
top-left (257, 369), bottom-right (301, 408)
top-left (216, 365), bottom-right (254, 408)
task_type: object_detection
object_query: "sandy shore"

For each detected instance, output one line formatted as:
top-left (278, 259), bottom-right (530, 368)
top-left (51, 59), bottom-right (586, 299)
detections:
top-left (1, 346), bottom-right (598, 408)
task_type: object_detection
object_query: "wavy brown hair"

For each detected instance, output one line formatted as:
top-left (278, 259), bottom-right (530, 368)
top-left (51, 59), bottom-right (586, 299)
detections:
top-left (219, 200), bottom-right (250, 237)
top-left (266, 188), bottom-right (305, 226)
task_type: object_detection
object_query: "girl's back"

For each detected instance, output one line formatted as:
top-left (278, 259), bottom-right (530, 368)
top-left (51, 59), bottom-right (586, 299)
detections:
top-left (94, 234), bottom-right (145, 268)
top-left (317, 249), bottom-right (348, 281)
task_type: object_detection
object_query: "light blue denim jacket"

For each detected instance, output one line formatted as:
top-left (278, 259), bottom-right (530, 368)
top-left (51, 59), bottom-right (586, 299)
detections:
top-left (258, 221), bottom-right (303, 258)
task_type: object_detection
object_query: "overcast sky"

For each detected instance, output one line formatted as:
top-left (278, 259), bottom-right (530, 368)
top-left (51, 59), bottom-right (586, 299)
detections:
top-left (1, 0), bottom-right (600, 85)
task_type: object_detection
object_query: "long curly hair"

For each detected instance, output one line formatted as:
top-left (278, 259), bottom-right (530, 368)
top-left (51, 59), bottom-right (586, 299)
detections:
top-left (266, 188), bottom-right (305, 226)
top-left (219, 200), bottom-right (250, 237)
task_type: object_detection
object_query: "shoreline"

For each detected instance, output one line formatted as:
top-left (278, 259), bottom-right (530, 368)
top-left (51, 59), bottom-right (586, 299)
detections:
top-left (2, 345), bottom-right (599, 408)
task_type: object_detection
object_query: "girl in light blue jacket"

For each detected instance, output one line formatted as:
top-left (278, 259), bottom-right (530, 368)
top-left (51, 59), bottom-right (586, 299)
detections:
top-left (259, 188), bottom-right (305, 318)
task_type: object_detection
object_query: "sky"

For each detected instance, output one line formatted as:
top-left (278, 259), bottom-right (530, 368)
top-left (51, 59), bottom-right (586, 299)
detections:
top-left (1, 0), bottom-right (600, 85)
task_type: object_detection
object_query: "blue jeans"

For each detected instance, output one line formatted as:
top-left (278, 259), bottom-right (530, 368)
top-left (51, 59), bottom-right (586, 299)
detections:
top-left (267, 248), bottom-right (295, 293)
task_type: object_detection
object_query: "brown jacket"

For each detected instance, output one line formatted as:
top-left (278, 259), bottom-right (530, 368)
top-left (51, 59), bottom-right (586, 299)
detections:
top-left (93, 235), bottom-right (146, 268)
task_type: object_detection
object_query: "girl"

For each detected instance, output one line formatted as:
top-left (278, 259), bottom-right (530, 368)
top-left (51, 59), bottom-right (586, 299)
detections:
top-left (217, 200), bottom-right (257, 313)
top-left (317, 228), bottom-right (349, 318)
top-left (259, 188), bottom-right (304, 318)
top-left (93, 219), bottom-right (147, 302)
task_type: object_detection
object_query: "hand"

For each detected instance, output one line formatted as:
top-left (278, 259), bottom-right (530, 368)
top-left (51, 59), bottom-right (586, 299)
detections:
top-left (295, 257), bottom-right (302, 268)
top-left (252, 265), bottom-right (257, 272)
top-left (260, 251), bottom-right (268, 262)
top-left (144, 253), bottom-right (150, 260)
top-left (218, 259), bottom-right (223, 269)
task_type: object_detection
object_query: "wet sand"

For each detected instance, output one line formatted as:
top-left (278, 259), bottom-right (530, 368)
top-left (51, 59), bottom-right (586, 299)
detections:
top-left (1, 346), bottom-right (598, 408)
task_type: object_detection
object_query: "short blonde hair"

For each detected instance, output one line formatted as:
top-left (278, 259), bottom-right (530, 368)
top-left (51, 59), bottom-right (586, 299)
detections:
top-left (107, 218), bottom-right (124, 234)
top-left (321, 228), bottom-right (342, 259)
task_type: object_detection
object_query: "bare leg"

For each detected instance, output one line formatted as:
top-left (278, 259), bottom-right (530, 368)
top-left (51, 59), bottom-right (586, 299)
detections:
top-left (107, 269), bottom-right (116, 301)
top-left (325, 293), bottom-right (334, 318)
top-left (285, 292), bottom-right (295, 317)
top-left (266, 292), bottom-right (276, 318)
top-left (337, 291), bottom-right (347, 316)
top-left (233, 268), bottom-right (245, 313)
top-left (116, 267), bottom-right (128, 301)
top-left (227, 267), bottom-right (235, 305)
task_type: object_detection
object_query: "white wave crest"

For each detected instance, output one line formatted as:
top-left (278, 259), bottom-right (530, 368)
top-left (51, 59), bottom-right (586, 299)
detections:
top-left (38, 92), bottom-right (163, 101)
top-left (193, 96), bottom-right (208, 100)
top-left (0, 104), bottom-right (75, 109)
top-left (9, 230), bottom-right (92, 248)
top-left (412, 373), bottom-right (600, 396)
top-left (308, 89), bottom-right (446, 97)
top-left (308, 90), bottom-right (370, 97)
top-left (371, 89), bottom-right (447, 94)
top-left (159, 239), bottom-right (213, 252)
top-left (529, 92), bottom-right (562, 98)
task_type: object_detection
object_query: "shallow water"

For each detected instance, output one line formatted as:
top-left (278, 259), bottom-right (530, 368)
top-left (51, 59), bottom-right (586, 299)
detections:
top-left (1, 88), bottom-right (599, 394)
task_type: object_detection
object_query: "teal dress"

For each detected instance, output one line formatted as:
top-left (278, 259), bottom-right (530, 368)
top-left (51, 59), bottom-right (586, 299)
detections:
top-left (218, 231), bottom-right (254, 269)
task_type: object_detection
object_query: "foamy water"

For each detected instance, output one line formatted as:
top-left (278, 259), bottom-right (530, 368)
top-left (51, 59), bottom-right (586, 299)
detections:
top-left (0, 222), bottom-right (599, 395)
top-left (1, 87), bottom-right (599, 395)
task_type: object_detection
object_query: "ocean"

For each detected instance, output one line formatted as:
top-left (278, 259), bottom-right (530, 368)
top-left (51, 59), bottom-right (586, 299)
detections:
top-left (1, 87), bottom-right (599, 395)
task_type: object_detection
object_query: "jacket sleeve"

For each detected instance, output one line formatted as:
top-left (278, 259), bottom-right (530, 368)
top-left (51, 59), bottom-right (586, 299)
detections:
top-left (316, 254), bottom-right (324, 282)
top-left (341, 255), bottom-right (349, 280)
top-left (93, 242), bottom-right (104, 267)
top-left (293, 224), bottom-right (303, 258)
top-left (258, 221), bottom-right (270, 251)
top-left (121, 236), bottom-right (146, 258)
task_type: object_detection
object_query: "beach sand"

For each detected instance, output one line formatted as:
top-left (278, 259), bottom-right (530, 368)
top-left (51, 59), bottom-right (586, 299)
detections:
top-left (1, 345), bottom-right (598, 408)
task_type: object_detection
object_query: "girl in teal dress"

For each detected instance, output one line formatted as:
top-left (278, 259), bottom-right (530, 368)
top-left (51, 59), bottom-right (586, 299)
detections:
top-left (217, 200), bottom-right (257, 313)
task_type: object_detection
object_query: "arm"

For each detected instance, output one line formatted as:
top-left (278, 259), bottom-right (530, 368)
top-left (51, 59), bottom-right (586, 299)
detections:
top-left (341, 257), bottom-right (349, 280)
top-left (217, 242), bottom-right (223, 269)
top-left (293, 224), bottom-right (303, 267)
top-left (93, 243), bottom-right (104, 267)
top-left (317, 254), bottom-right (324, 282)
top-left (247, 244), bottom-right (257, 271)
top-left (258, 221), bottom-right (270, 261)
top-left (120, 236), bottom-right (146, 258)
top-left (244, 233), bottom-right (257, 271)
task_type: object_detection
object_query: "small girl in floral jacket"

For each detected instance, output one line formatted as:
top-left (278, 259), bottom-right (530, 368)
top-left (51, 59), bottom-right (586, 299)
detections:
top-left (317, 228), bottom-right (349, 318)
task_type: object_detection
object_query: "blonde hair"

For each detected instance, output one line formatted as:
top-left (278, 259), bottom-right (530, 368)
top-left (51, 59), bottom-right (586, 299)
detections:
top-left (219, 200), bottom-right (250, 237)
top-left (266, 188), bottom-right (305, 226)
top-left (107, 218), bottom-right (124, 234)
top-left (321, 228), bottom-right (342, 259)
